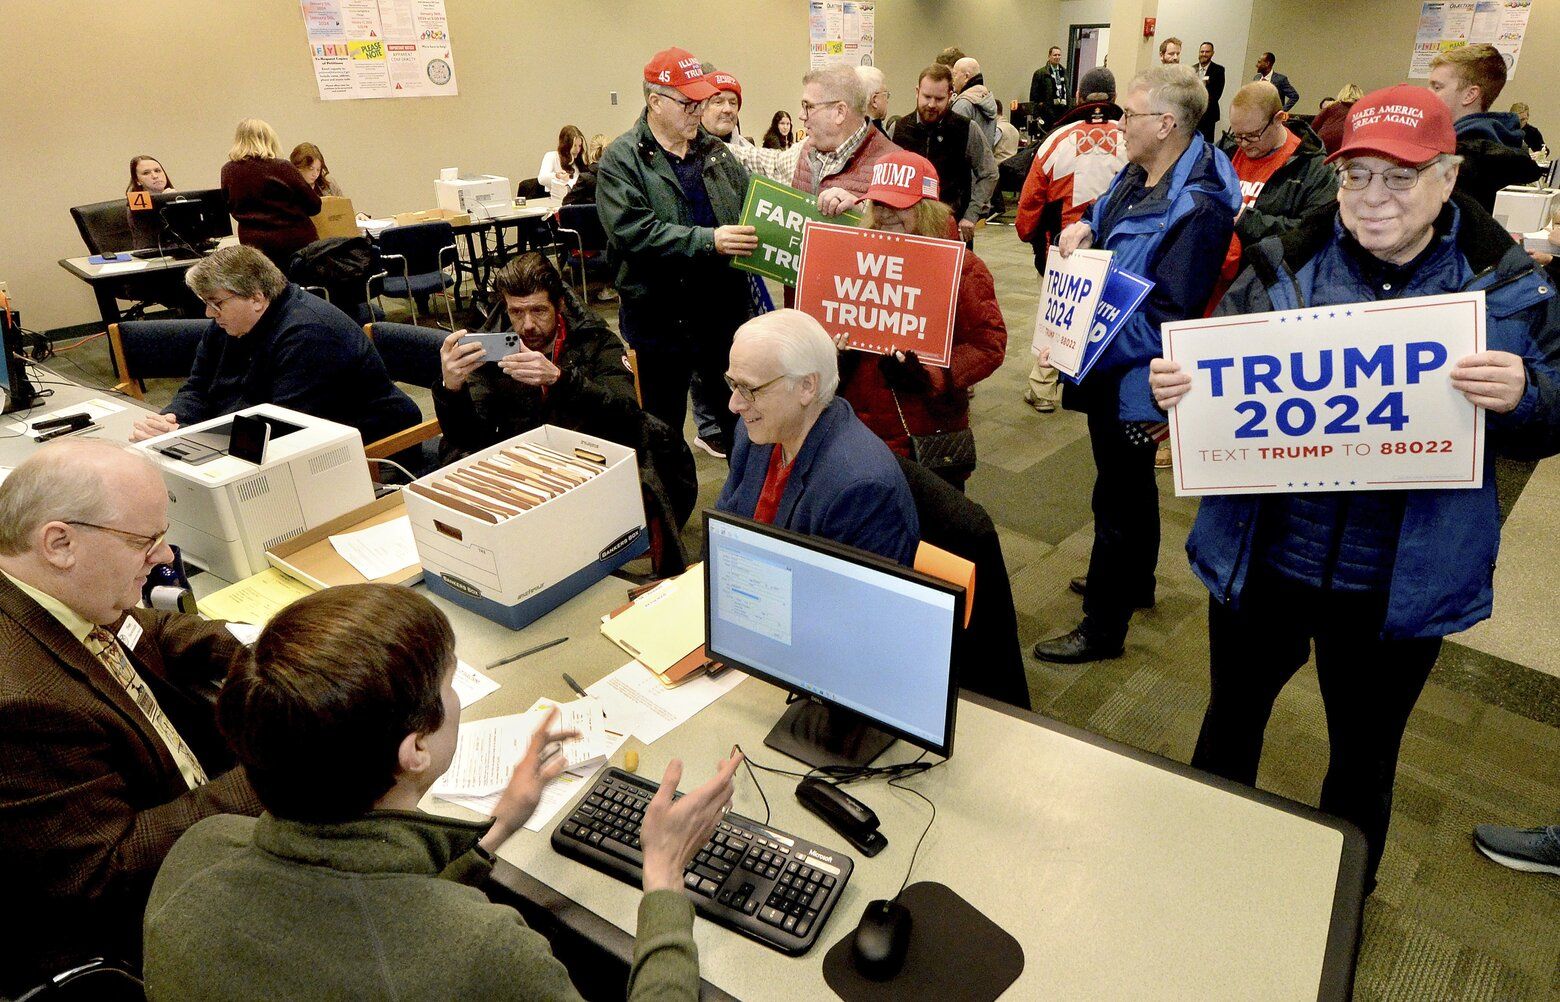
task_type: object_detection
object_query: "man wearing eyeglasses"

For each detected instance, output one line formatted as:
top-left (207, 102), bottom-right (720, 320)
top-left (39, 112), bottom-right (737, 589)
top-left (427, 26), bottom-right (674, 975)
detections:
top-left (0, 439), bottom-right (263, 991)
top-left (1148, 85), bottom-right (1560, 890)
top-left (597, 47), bottom-right (758, 455)
top-left (1208, 81), bottom-right (1337, 304)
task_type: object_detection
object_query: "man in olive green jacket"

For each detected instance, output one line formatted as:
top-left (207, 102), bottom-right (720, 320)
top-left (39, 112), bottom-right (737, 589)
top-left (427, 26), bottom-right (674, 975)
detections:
top-left (143, 584), bottom-right (740, 1000)
top-left (596, 46), bottom-right (758, 452)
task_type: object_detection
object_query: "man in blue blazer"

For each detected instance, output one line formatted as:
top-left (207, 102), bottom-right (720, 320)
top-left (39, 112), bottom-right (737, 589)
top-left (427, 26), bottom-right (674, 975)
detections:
top-left (716, 310), bottom-right (918, 566)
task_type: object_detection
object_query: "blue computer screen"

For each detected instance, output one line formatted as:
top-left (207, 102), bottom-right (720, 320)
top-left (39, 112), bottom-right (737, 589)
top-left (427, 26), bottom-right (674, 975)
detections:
top-left (705, 515), bottom-right (958, 748)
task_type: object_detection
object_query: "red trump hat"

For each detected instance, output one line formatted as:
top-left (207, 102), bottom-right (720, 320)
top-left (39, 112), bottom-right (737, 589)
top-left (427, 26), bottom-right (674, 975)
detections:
top-left (709, 71), bottom-right (742, 107)
top-left (643, 47), bottom-right (719, 100)
top-left (864, 150), bottom-right (941, 209)
top-left (1326, 84), bottom-right (1457, 165)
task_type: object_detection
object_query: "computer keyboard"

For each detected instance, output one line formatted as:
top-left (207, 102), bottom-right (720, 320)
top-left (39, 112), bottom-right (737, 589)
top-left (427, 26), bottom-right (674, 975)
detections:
top-left (551, 767), bottom-right (854, 955)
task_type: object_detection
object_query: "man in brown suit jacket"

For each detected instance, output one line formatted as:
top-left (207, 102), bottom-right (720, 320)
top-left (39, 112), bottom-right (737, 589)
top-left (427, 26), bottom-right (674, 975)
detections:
top-left (0, 439), bottom-right (262, 992)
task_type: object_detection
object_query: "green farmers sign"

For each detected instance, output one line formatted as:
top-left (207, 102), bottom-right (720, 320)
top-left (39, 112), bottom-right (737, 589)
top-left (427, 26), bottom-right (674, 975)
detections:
top-left (732, 176), bottom-right (862, 286)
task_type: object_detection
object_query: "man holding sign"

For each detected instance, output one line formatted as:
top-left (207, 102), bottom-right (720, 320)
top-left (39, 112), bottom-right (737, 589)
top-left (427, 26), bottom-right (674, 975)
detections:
top-left (1031, 65), bottom-right (1239, 665)
top-left (1149, 85), bottom-right (1560, 887)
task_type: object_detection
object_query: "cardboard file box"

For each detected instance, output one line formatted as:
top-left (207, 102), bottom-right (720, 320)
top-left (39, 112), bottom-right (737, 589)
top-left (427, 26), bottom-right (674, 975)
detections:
top-left (392, 207), bottom-right (472, 227)
top-left (404, 425), bottom-right (648, 629)
top-left (265, 491), bottom-right (422, 590)
top-left (1492, 186), bottom-right (1557, 233)
top-left (312, 196), bottom-right (360, 239)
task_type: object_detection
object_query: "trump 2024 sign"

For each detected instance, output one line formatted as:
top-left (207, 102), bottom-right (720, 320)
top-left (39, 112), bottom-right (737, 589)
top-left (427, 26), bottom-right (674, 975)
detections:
top-left (1162, 292), bottom-right (1486, 496)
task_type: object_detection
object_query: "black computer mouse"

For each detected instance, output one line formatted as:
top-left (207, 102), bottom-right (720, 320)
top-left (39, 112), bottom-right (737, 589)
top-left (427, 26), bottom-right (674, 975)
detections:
top-left (851, 898), bottom-right (912, 980)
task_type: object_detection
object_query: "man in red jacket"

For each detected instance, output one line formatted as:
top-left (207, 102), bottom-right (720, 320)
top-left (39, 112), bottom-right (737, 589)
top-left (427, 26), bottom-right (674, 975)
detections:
top-left (1015, 68), bottom-right (1127, 412)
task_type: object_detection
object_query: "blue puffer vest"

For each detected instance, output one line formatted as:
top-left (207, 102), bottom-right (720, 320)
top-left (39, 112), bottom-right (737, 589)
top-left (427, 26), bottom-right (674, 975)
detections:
top-left (1187, 197), bottom-right (1560, 638)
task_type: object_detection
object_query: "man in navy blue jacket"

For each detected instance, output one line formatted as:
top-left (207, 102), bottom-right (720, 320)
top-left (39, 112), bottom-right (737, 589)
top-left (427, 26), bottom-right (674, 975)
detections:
top-left (1149, 86), bottom-right (1560, 887)
top-left (716, 310), bottom-right (918, 566)
top-left (128, 245), bottom-right (418, 446)
top-left (1032, 65), bottom-right (1239, 664)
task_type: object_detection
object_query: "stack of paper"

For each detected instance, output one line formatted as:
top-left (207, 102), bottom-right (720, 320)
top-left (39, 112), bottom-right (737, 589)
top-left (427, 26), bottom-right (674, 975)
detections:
top-left (327, 515), bottom-right (419, 581)
top-left (406, 442), bottom-right (606, 526)
top-left (432, 698), bottom-right (618, 799)
top-left (199, 568), bottom-right (316, 625)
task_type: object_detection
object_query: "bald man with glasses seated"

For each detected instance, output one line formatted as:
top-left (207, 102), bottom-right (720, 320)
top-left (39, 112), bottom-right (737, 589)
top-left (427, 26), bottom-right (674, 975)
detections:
top-left (0, 439), bottom-right (262, 993)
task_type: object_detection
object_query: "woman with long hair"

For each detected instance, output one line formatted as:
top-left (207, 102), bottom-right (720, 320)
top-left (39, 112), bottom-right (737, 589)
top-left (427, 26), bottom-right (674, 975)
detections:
top-left (220, 118), bottom-right (321, 268)
top-left (836, 151), bottom-right (1006, 489)
top-left (761, 111), bottom-right (794, 149)
top-left (127, 155), bottom-right (174, 194)
top-left (538, 124), bottom-right (586, 199)
top-left (288, 142), bottom-right (342, 198)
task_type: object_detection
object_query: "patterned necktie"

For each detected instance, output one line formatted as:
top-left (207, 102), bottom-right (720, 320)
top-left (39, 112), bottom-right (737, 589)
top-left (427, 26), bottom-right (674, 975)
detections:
top-left (89, 626), bottom-right (209, 790)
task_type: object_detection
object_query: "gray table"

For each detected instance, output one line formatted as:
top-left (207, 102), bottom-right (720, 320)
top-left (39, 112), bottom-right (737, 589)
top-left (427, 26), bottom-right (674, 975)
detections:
top-left (58, 236), bottom-right (238, 333)
top-left (418, 575), bottom-right (1365, 1002)
top-left (0, 372), bottom-right (154, 464)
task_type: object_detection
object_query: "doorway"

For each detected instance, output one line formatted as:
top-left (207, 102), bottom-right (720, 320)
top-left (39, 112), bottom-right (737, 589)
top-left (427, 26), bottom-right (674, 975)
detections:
top-left (1070, 23), bottom-right (1109, 95)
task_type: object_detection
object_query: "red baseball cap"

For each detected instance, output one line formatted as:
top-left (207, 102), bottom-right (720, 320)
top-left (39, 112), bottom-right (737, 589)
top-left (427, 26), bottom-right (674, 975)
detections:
top-left (864, 151), bottom-right (941, 209)
top-left (643, 47), bottom-right (719, 100)
top-left (1326, 84), bottom-right (1456, 165)
top-left (709, 71), bottom-right (742, 107)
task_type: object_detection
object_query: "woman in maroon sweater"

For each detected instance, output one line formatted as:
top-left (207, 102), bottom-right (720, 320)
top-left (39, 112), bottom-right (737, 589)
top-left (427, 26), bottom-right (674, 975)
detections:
top-left (220, 118), bottom-right (321, 269)
top-left (832, 150), bottom-right (1007, 489)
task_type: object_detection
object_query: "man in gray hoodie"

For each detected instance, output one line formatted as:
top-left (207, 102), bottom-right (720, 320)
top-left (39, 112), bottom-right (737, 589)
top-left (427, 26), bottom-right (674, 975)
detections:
top-left (951, 57), bottom-right (1001, 148)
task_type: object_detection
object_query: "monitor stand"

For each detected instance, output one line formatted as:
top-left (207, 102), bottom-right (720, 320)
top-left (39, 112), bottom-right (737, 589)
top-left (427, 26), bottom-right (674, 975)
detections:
top-left (763, 697), bottom-right (896, 769)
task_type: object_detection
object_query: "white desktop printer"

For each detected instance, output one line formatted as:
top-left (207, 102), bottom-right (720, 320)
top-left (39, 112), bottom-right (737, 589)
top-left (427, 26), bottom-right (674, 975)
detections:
top-left (135, 404), bottom-right (374, 581)
top-left (434, 173), bottom-right (512, 214)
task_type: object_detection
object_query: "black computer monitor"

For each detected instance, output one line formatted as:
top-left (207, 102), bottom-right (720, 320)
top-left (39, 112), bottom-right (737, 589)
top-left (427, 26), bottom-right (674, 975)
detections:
top-left (703, 510), bottom-right (963, 769)
top-left (1, 305), bottom-right (39, 414)
top-left (129, 189), bottom-right (232, 255)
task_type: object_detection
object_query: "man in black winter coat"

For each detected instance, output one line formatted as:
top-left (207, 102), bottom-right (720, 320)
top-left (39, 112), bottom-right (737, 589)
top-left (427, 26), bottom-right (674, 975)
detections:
top-left (434, 254), bottom-right (697, 531)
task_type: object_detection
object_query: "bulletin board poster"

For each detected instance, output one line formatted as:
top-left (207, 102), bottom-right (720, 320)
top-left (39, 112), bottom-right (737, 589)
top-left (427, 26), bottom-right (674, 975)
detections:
top-left (301, 0), bottom-right (459, 101)
top-left (1409, 1), bottom-right (1530, 80)
top-left (809, 1), bottom-right (875, 69)
top-left (1162, 292), bottom-right (1486, 497)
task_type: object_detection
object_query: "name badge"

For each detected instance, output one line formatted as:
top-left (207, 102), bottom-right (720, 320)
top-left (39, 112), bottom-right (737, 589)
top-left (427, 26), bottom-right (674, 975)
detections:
top-left (117, 616), bottom-right (144, 652)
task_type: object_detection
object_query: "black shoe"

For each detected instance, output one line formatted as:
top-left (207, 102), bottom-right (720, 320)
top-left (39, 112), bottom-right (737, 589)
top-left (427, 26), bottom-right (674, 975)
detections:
top-left (1068, 575), bottom-right (1155, 609)
top-left (1031, 628), bottom-right (1124, 664)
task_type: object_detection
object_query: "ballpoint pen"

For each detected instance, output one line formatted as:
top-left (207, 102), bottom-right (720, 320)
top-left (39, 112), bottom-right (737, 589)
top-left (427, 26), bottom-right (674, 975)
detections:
top-left (485, 635), bottom-right (567, 670)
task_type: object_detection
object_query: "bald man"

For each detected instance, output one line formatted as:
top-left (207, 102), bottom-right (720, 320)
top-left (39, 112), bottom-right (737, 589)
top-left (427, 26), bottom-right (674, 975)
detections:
top-left (951, 56), bottom-right (1001, 146)
top-left (0, 440), bottom-right (261, 992)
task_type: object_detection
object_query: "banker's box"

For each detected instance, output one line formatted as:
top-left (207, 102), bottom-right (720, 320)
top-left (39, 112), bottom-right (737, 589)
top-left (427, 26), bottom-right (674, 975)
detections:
top-left (404, 425), bottom-right (649, 630)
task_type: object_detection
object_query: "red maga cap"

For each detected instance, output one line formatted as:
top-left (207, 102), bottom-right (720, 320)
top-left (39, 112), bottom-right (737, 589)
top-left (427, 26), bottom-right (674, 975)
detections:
top-left (709, 71), bottom-right (742, 106)
top-left (643, 47), bottom-right (719, 100)
top-left (865, 150), bottom-right (941, 209)
top-left (1327, 84), bottom-right (1457, 165)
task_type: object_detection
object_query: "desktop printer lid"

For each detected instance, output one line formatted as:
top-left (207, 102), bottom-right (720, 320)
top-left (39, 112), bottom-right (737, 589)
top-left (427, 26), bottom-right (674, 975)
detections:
top-left (135, 403), bottom-right (362, 486)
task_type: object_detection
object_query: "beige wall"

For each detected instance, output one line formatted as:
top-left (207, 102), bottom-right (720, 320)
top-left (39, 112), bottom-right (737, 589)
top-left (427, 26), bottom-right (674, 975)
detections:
top-left (5, 0), bottom-right (1062, 332)
top-left (1242, 0), bottom-right (1560, 117)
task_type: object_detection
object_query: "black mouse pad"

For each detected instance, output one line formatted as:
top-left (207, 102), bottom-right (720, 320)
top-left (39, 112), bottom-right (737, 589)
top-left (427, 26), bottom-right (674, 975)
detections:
top-left (822, 881), bottom-right (1024, 1000)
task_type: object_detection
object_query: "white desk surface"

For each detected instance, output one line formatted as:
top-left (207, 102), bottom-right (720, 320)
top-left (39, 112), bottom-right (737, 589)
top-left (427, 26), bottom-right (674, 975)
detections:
top-left (7, 373), bottom-right (1359, 998)
top-left (59, 235), bottom-right (240, 281)
top-left (0, 374), bottom-right (153, 464)
top-left (418, 575), bottom-right (1359, 1002)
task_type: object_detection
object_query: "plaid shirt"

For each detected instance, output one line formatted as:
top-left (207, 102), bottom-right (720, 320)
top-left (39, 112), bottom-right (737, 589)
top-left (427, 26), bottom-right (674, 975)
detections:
top-left (730, 119), bottom-right (873, 190)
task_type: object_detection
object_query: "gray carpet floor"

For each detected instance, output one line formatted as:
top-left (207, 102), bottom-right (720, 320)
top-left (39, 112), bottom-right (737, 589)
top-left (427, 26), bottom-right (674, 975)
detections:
top-left (50, 215), bottom-right (1559, 999)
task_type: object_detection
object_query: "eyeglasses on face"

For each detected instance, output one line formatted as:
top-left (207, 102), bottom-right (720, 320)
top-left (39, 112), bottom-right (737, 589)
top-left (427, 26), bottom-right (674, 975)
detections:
top-left (659, 93), bottom-right (706, 115)
top-left (65, 521), bottom-right (170, 559)
top-left (1120, 108), bottom-right (1172, 126)
top-left (1337, 163), bottom-right (1430, 191)
top-left (1231, 112), bottom-right (1279, 145)
top-left (800, 99), bottom-right (845, 119)
top-left (724, 373), bottom-right (787, 403)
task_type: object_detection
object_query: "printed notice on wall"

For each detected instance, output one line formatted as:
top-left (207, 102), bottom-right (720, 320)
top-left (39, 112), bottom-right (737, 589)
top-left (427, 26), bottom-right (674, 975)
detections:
top-left (1409, 1), bottom-right (1531, 80)
top-left (301, 0), bottom-right (459, 101)
top-left (809, 0), bottom-right (875, 69)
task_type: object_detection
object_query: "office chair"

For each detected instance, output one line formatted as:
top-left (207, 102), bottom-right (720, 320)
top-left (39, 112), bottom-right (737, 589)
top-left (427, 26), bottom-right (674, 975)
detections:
top-left (361, 322), bottom-right (447, 480)
top-left (894, 455), bottom-right (1032, 711)
top-left (69, 201), bottom-right (157, 321)
top-left (106, 320), bottom-right (206, 398)
top-left (552, 203), bottom-right (611, 303)
top-left (371, 222), bottom-right (460, 329)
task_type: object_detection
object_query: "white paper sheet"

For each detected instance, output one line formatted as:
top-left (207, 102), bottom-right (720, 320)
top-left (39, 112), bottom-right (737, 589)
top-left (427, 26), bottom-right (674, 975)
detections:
top-left (439, 764), bottom-right (602, 832)
top-left (95, 260), bottom-right (150, 275)
top-left (431, 698), bottom-right (620, 797)
top-left (453, 659), bottom-right (500, 709)
top-left (327, 515), bottom-right (418, 580)
top-left (586, 660), bottom-right (746, 745)
top-left (15, 398), bottom-right (126, 438)
top-left (225, 622), bottom-right (263, 645)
